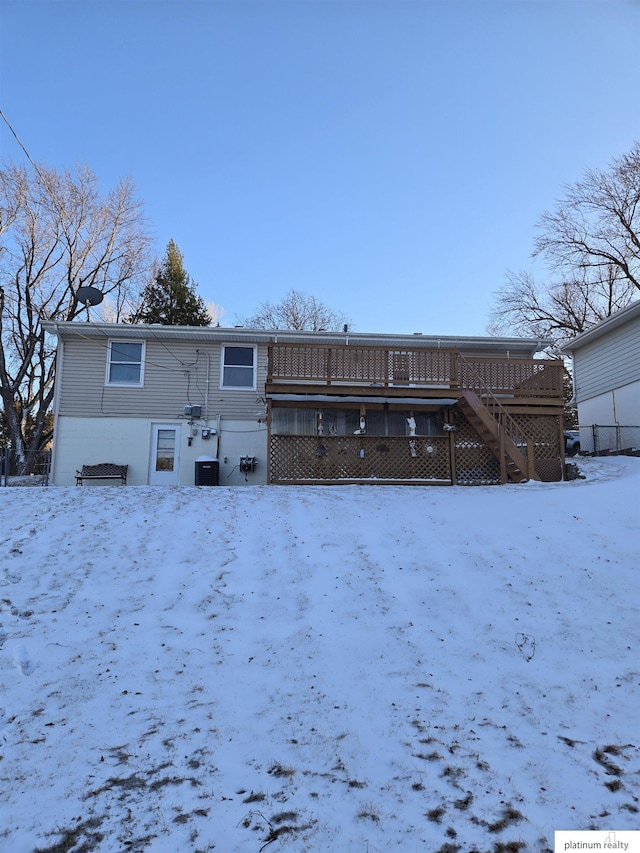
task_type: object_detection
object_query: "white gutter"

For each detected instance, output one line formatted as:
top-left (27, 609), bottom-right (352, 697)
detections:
top-left (561, 300), bottom-right (640, 353)
top-left (41, 320), bottom-right (550, 354)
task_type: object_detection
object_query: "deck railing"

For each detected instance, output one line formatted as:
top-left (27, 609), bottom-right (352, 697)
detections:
top-left (267, 343), bottom-right (563, 398)
top-left (459, 357), bottom-right (562, 398)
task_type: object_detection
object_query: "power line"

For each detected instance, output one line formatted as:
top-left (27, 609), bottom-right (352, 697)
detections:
top-left (0, 107), bottom-right (49, 185)
top-left (0, 107), bottom-right (143, 322)
top-left (0, 107), bottom-right (103, 311)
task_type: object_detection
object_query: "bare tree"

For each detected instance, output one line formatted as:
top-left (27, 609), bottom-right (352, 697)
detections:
top-left (490, 142), bottom-right (639, 350)
top-left (488, 264), bottom-right (632, 346)
top-left (535, 141), bottom-right (640, 292)
top-left (205, 300), bottom-right (226, 326)
top-left (244, 289), bottom-right (351, 331)
top-left (0, 162), bottom-right (152, 474)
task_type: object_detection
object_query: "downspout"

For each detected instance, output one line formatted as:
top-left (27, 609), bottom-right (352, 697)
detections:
top-left (49, 324), bottom-right (64, 486)
top-left (204, 351), bottom-right (221, 458)
top-left (205, 351), bottom-right (210, 423)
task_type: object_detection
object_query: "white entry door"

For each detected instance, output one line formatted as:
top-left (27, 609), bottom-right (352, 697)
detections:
top-left (150, 424), bottom-right (180, 485)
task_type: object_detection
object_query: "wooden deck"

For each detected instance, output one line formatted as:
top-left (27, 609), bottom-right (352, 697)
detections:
top-left (266, 344), bottom-right (565, 485)
top-left (266, 343), bottom-right (564, 406)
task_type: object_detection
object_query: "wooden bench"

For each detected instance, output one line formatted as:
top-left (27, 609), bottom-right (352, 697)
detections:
top-left (75, 463), bottom-right (128, 486)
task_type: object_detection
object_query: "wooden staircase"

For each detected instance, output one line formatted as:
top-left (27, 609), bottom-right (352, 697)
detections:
top-left (458, 389), bottom-right (537, 483)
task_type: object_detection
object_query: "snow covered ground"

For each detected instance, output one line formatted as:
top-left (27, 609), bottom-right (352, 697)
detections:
top-left (0, 457), bottom-right (638, 853)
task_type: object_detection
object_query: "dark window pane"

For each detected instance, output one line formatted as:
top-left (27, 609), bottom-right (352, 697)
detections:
top-left (109, 363), bottom-right (141, 383)
top-left (224, 347), bottom-right (253, 367)
top-left (223, 366), bottom-right (253, 387)
top-left (111, 343), bottom-right (142, 363)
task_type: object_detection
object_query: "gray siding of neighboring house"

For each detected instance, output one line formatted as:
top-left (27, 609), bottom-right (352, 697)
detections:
top-left (57, 337), bottom-right (268, 420)
top-left (573, 315), bottom-right (640, 404)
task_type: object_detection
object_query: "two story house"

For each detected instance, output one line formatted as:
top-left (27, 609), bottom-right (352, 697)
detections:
top-left (43, 321), bottom-right (565, 486)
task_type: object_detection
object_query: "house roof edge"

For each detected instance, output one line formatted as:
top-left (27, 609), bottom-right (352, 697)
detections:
top-left (42, 321), bottom-right (551, 353)
top-left (560, 300), bottom-right (640, 354)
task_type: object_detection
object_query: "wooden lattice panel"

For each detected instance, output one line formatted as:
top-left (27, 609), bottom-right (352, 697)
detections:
top-left (330, 348), bottom-right (388, 382)
top-left (455, 411), bottom-right (563, 484)
top-left (270, 346), bottom-right (328, 381)
top-left (270, 435), bottom-right (451, 483)
top-left (270, 411), bottom-right (563, 485)
top-left (454, 420), bottom-right (501, 485)
top-left (511, 414), bottom-right (563, 481)
top-left (459, 359), bottom-right (563, 397)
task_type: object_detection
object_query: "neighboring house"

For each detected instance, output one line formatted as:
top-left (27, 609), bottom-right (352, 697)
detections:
top-left (561, 301), bottom-right (640, 454)
top-left (43, 322), bottom-right (565, 486)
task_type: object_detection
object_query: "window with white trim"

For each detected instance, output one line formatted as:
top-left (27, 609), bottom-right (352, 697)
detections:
top-left (221, 345), bottom-right (256, 389)
top-left (106, 340), bottom-right (145, 386)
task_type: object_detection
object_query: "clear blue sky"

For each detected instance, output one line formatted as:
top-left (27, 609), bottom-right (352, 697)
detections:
top-left (1, 0), bottom-right (638, 335)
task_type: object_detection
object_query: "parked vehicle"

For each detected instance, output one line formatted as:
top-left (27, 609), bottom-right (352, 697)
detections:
top-left (564, 430), bottom-right (581, 456)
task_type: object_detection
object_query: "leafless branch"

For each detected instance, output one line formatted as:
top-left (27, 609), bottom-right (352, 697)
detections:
top-left (244, 288), bottom-right (351, 332)
top-left (0, 162), bottom-right (152, 472)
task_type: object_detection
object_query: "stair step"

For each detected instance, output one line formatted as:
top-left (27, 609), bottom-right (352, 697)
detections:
top-left (459, 388), bottom-right (536, 482)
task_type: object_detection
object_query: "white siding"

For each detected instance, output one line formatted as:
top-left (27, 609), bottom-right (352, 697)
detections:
top-left (573, 315), bottom-right (640, 404)
top-left (576, 380), bottom-right (640, 429)
top-left (51, 415), bottom-right (268, 486)
top-left (216, 419), bottom-right (268, 485)
top-left (52, 416), bottom-right (152, 486)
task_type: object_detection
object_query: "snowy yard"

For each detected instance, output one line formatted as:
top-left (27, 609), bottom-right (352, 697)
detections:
top-left (0, 457), bottom-right (638, 852)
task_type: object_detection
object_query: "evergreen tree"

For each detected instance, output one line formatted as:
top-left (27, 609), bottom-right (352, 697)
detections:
top-left (132, 239), bottom-right (211, 326)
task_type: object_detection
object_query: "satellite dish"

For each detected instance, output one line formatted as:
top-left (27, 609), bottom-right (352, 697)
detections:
top-left (76, 286), bottom-right (104, 306)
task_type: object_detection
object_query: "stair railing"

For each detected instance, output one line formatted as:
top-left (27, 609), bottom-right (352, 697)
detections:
top-left (458, 353), bottom-right (536, 480)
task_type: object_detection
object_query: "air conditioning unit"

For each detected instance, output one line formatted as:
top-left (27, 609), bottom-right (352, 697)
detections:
top-left (195, 456), bottom-right (219, 486)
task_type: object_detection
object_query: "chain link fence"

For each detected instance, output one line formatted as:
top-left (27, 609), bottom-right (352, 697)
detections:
top-left (580, 425), bottom-right (640, 456)
top-left (0, 448), bottom-right (52, 486)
